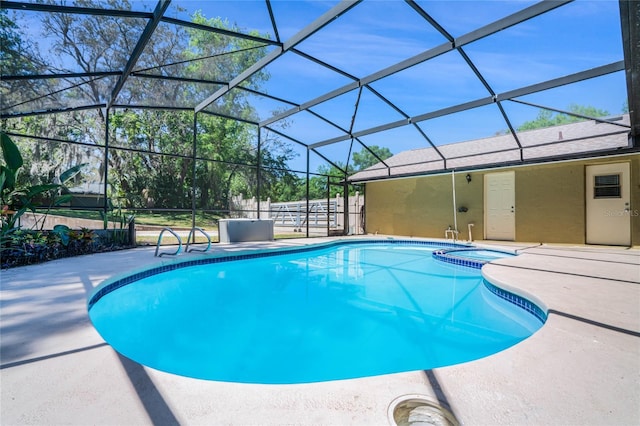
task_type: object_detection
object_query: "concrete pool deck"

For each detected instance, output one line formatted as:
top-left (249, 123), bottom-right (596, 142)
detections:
top-left (1, 237), bottom-right (638, 425)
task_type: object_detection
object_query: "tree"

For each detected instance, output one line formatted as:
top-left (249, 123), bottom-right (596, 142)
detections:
top-left (108, 109), bottom-right (195, 208)
top-left (183, 13), bottom-right (300, 209)
top-left (517, 104), bottom-right (609, 131)
top-left (6, 0), bottom-right (164, 200)
top-left (306, 163), bottom-right (351, 199)
top-left (1, 8), bottom-right (51, 124)
top-left (5, 1), bottom-right (299, 213)
top-left (0, 8), bottom-right (48, 94)
top-left (352, 145), bottom-right (392, 170)
top-left (0, 9), bottom-right (44, 77)
top-left (305, 145), bottom-right (393, 200)
top-left (1, 7), bottom-right (97, 191)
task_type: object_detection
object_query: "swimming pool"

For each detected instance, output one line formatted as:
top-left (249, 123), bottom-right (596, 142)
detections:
top-left (88, 240), bottom-right (545, 384)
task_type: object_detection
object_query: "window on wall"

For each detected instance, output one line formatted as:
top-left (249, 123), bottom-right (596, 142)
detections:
top-left (594, 174), bottom-right (621, 198)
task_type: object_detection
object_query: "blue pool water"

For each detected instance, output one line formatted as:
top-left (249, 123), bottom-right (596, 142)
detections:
top-left (89, 241), bottom-right (544, 384)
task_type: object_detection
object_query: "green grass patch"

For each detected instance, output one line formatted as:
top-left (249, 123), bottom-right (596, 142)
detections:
top-left (39, 209), bottom-right (223, 229)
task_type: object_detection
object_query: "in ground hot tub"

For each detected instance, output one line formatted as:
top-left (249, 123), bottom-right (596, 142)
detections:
top-left (218, 218), bottom-right (274, 243)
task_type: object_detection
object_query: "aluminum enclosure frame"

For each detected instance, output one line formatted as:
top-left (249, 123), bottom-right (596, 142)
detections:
top-left (0, 0), bottom-right (637, 236)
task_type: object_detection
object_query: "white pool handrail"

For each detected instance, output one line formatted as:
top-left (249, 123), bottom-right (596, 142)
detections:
top-left (185, 227), bottom-right (211, 253)
top-left (154, 227), bottom-right (183, 257)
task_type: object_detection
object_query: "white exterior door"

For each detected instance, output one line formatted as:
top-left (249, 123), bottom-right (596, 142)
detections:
top-left (485, 171), bottom-right (515, 241)
top-left (586, 163), bottom-right (631, 246)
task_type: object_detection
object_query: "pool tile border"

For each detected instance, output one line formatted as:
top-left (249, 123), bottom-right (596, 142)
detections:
top-left (432, 248), bottom-right (515, 269)
top-left (432, 249), bottom-right (487, 269)
top-left (432, 249), bottom-right (546, 323)
top-left (483, 280), bottom-right (547, 323)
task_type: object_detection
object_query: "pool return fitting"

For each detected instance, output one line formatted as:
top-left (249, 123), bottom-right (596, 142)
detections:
top-left (154, 227), bottom-right (212, 257)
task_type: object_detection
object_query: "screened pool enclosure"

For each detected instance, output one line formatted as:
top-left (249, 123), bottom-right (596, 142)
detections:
top-left (1, 0), bottom-right (638, 240)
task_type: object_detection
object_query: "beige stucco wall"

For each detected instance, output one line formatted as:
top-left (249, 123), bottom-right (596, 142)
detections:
top-left (364, 154), bottom-right (640, 246)
top-left (365, 172), bottom-right (485, 241)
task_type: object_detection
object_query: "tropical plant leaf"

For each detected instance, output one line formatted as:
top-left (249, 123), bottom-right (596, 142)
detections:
top-left (0, 166), bottom-right (16, 191)
top-left (0, 169), bottom-right (7, 194)
top-left (15, 206), bottom-right (28, 216)
top-left (26, 184), bottom-right (60, 197)
top-left (4, 205), bottom-right (29, 229)
top-left (17, 195), bottom-right (37, 212)
top-left (59, 163), bottom-right (86, 185)
top-left (0, 132), bottom-right (23, 171)
top-left (52, 224), bottom-right (70, 246)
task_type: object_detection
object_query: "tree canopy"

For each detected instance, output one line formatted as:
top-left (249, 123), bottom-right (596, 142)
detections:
top-left (352, 146), bottom-right (393, 171)
top-left (2, 1), bottom-right (303, 212)
top-left (517, 104), bottom-right (610, 131)
top-left (306, 145), bottom-right (393, 199)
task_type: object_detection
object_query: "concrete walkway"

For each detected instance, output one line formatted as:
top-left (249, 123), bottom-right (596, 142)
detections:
top-left (1, 238), bottom-right (638, 425)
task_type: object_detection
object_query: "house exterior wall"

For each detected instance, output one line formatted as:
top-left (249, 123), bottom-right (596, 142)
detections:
top-left (364, 154), bottom-right (640, 245)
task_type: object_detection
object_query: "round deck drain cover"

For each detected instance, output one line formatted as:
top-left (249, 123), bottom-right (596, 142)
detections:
top-left (388, 395), bottom-right (459, 426)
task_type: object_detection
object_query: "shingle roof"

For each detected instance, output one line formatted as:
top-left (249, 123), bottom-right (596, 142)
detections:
top-left (348, 115), bottom-right (631, 182)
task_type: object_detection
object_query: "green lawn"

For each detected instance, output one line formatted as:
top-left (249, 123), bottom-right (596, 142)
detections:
top-left (44, 209), bottom-right (223, 229)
